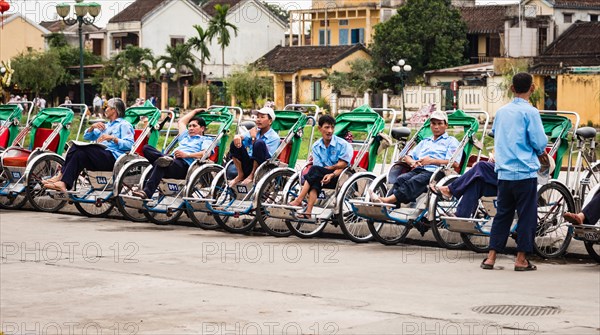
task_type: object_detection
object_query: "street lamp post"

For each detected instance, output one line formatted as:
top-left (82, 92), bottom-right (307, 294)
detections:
top-left (56, 0), bottom-right (100, 106)
top-left (159, 62), bottom-right (176, 110)
top-left (392, 59), bottom-right (412, 126)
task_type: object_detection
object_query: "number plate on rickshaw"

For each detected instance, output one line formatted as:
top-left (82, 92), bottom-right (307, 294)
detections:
top-left (573, 225), bottom-right (600, 242)
top-left (96, 176), bottom-right (108, 185)
top-left (236, 185), bottom-right (248, 194)
top-left (167, 183), bottom-right (179, 192)
top-left (11, 171), bottom-right (21, 179)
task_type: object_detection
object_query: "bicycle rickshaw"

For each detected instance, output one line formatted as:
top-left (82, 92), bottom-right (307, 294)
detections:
top-left (0, 105), bottom-right (23, 151)
top-left (0, 107), bottom-right (74, 211)
top-left (439, 111), bottom-right (587, 258)
top-left (571, 182), bottom-right (600, 262)
top-left (41, 105), bottom-right (174, 218)
top-left (347, 109), bottom-right (486, 246)
top-left (262, 105), bottom-right (387, 239)
top-left (119, 106), bottom-right (234, 226)
top-left (193, 108), bottom-right (310, 234)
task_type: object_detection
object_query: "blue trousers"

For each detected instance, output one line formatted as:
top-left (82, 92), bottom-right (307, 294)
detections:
top-left (229, 139), bottom-right (271, 177)
top-left (142, 145), bottom-right (189, 198)
top-left (303, 165), bottom-right (338, 193)
top-left (449, 161), bottom-right (498, 218)
top-left (489, 178), bottom-right (538, 253)
top-left (61, 145), bottom-right (115, 190)
top-left (583, 191), bottom-right (600, 225)
top-left (390, 168), bottom-right (433, 205)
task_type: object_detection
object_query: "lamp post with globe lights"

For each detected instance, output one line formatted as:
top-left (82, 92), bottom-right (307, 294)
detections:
top-left (392, 59), bottom-right (412, 126)
top-left (55, 0), bottom-right (101, 105)
top-left (159, 62), bottom-right (177, 110)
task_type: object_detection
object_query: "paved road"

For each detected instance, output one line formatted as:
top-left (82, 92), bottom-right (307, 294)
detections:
top-left (1, 209), bottom-right (598, 335)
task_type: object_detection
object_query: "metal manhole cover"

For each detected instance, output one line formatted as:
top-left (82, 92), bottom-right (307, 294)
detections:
top-left (472, 305), bottom-right (561, 316)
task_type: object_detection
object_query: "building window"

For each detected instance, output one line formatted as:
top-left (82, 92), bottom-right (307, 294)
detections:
top-left (320, 20), bottom-right (330, 27)
top-left (319, 29), bottom-right (331, 46)
top-left (564, 13), bottom-right (573, 23)
top-left (311, 81), bottom-right (322, 101)
top-left (350, 28), bottom-right (364, 44)
top-left (538, 27), bottom-right (547, 55)
top-left (171, 37), bottom-right (185, 47)
top-left (339, 19), bottom-right (349, 26)
top-left (591, 14), bottom-right (599, 21)
top-left (339, 29), bottom-right (349, 45)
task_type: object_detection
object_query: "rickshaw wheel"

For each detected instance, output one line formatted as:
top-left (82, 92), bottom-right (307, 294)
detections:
top-left (535, 182), bottom-right (574, 258)
top-left (73, 174), bottom-right (114, 218)
top-left (186, 165), bottom-right (222, 230)
top-left (213, 173), bottom-right (257, 233)
top-left (26, 155), bottom-right (67, 212)
top-left (584, 242), bottom-right (600, 263)
top-left (580, 161), bottom-right (600, 204)
top-left (336, 174), bottom-right (381, 243)
top-left (0, 169), bottom-right (28, 210)
top-left (256, 169), bottom-right (294, 237)
top-left (115, 161), bottom-right (149, 222)
top-left (430, 178), bottom-right (465, 249)
top-left (366, 177), bottom-right (411, 245)
top-left (284, 173), bottom-right (328, 238)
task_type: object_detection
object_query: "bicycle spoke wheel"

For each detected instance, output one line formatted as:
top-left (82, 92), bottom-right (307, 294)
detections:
top-left (115, 161), bottom-right (149, 222)
top-left (256, 169), bottom-right (294, 237)
top-left (535, 182), bottom-right (574, 258)
top-left (337, 174), bottom-right (380, 243)
top-left (26, 155), bottom-right (66, 212)
top-left (430, 179), bottom-right (465, 249)
top-left (186, 165), bottom-right (222, 229)
top-left (73, 174), bottom-right (114, 218)
top-left (0, 168), bottom-right (28, 210)
top-left (366, 178), bottom-right (411, 245)
top-left (584, 242), bottom-right (600, 263)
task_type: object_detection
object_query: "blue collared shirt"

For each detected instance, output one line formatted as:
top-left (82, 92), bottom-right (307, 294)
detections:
top-left (242, 127), bottom-right (280, 157)
top-left (176, 130), bottom-right (213, 166)
top-left (312, 135), bottom-right (353, 167)
top-left (410, 132), bottom-right (460, 172)
top-left (84, 118), bottom-right (134, 159)
top-left (492, 97), bottom-right (548, 181)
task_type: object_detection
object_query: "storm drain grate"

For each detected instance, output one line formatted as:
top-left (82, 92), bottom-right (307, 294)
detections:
top-left (472, 305), bottom-right (561, 316)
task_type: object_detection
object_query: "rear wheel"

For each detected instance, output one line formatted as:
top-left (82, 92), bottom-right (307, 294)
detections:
top-left (337, 174), bottom-right (382, 243)
top-left (584, 242), bottom-right (600, 263)
top-left (535, 182), bottom-right (574, 258)
top-left (580, 161), bottom-right (600, 206)
top-left (115, 161), bottom-right (149, 222)
top-left (26, 155), bottom-right (66, 212)
top-left (366, 178), bottom-right (411, 245)
top-left (256, 169), bottom-right (294, 237)
top-left (0, 168), bottom-right (28, 210)
top-left (460, 200), bottom-right (492, 253)
top-left (285, 173), bottom-right (328, 238)
top-left (430, 178), bottom-right (465, 249)
top-left (213, 173), bottom-right (257, 233)
top-left (72, 174), bottom-right (115, 218)
top-left (186, 165), bottom-right (222, 229)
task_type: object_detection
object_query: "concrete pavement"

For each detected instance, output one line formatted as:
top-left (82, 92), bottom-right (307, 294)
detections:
top-left (1, 209), bottom-right (599, 335)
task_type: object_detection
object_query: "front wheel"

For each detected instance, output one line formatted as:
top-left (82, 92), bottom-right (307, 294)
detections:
top-left (535, 182), bottom-right (574, 258)
top-left (256, 169), bottom-right (295, 237)
top-left (430, 178), bottom-right (465, 249)
top-left (73, 173), bottom-right (115, 217)
top-left (185, 165), bottom-right (222, 229)
top-left (213, 172), bottom-right (257, 234)
top-left (0, 168), bottom-right (28, 210)
top-left (336, 174), bottom-right (380, 243)
top-left (115, 161), bottom-right (149, 222)
top-left (584, 242), bottom-right (600, 263)
top-left (26, 155), bottom-right (67, 212)
top-left (285, 173), bottom-right (328, 239)
top-left (366, 177), bottom-right (411, 245)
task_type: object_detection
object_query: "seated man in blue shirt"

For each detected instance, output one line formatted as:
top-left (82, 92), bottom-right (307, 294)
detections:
top-left (371, 111), bottom-right (459, 206)
top-left (132, 108), bottom-right (212, 199)
top-left (43, 98), bottom-right (134, 192)
top-left (289, 115), bottom-right (353, 218)
top-left (228, 107), bottom-right (280, 187)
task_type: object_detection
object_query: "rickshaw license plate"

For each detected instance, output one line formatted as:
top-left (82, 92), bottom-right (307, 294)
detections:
top-left (96, 176), bottom-right (108, 184)
top-left (11, 172), bottom-right (21, 179)
top-left (236, 185), bottom-right (248, 194)
top-left (167, 183), bottom-right (179, 192)
top-left (584, 232), bottom-right (600, 242)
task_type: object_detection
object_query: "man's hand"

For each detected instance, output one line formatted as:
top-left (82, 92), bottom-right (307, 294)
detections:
top-left (97, 134), bottom-right (115, 143)
top-left (174, 150), bottom-right (189, 159)
top-left (417, 156), bottom-right (435, 166)
top-left (322, 173), bottom-right (334, 185)
top-left (90, 122), bottom-right (106, 131)
top-left (249, 126), bottom-right (258, 139)
top-left (538, 152), bottom-right (549, 166)
top-left (233, 135), bottom-right (243, 148)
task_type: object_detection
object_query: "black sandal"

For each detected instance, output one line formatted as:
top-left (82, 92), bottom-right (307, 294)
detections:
top-left (514, 260), bottom-right (537, 271)
top-left (480, 258), bottom-right (494, 270)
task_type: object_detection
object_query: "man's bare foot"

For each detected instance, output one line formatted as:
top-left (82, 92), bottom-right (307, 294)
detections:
top-left (43, 174), bottom-right (62, 184)
top-left (241, 175), bottom-right (254, 185)
top-left (288, 199), bottom-right (302, 207)
top-left (228, 176), bottom-right (244, 188)
top-left (45, 181), bottom-right (67, 192)
top-left (368, 189), bottom-right (382, 203)
top-left (563, 212), bottom-right (584, 225)
top-left (437, 185), bottom-right (452, 199)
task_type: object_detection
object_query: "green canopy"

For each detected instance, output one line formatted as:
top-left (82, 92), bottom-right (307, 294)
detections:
top-left (0, 105), bottom-right (23, 147)
top-left (30, 107), bottom-right (74, 155)
top-left (196, 107), bottom-right (234, 165)
top-left (272, 110), bottom-right (309, 167)
top-left (415, 109), bottom-right (480, 174)
top-left (334, 104), bottom-right (386, 171)
top-left (124, 104), bottom-right (163, 149)
top-left (540, 113), bottom-right (572, 179)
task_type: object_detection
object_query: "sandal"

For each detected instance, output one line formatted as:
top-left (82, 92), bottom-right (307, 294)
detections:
top-left (514, 260), bottom-right (537, 271)
top-left (480, 258), bottom-right (494, 270)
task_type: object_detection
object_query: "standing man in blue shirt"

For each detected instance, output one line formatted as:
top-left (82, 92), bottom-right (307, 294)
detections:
top-left (132, 109), bottom-right (212, 199)
top-left (43, 98), bottom-right (134, 193)
top-left (228, 107), bottom-right (280, 187)
top-left (371, 111), bottom-right (459, 206)
top-left (481, 72), bottom-right (548, 271)
top-left (289, 115), bottom-right (353, 218)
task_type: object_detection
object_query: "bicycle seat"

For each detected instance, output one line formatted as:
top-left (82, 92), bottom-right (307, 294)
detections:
top-left (391, 127), bottom-right (411, 140)
top-left (576, 127), bottom-right (597, 139)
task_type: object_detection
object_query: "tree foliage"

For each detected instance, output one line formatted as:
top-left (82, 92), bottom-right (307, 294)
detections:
top-left (370, 0), bottom-right (467, 85)
top-left (157, 43), bottom-right (200, 105)
top-left (188, 25), bottom-right (212, 83)
top-left (11, 50), bottom-right (65, 96)
top-left (207, 4), bottom-right (238, 78)
top-left (226, 65), bottom-right (273, 109)
top-left (262, 2), bottom-right (289, 22)
top-left (325, 58), bottom-right (376, 108)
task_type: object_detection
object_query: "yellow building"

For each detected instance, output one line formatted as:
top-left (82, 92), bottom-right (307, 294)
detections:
top-left (256, 44), bottom-right (370, 108)
top-left (0, 14), bottom-right (50, 63)
top-left (289, 0), bottom-right (403, 46)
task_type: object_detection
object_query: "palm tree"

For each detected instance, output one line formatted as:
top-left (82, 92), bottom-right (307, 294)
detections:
top-left (188, 25), bottom-right (212, 84)
top-left (113, 45), bottom-right (154, 97)
top-left (207, 4), bottom-right (238, 78)
top-left (157, 43), bottom-right (199, 106)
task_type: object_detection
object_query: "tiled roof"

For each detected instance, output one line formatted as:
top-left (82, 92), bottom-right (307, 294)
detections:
top-left (108, 0), bottom-right (165, 23)
top-left (532, 21), bottom-right (600, 74)
top-left (202, 0), bottom-right (242, 16)
top-left (553, 0), bottom-right (600, 9)
top-left (40, 20), bottom-right (101, 34)
top-left (256, 45), bottom-right (369, 73)
top-left (459, 5), bottom-right (509, 34)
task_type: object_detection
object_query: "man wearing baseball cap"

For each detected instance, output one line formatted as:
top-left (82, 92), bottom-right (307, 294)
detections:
top-left (228, 106), bottom-right (280, 187)
top-left (371, 110), bottom-right (459, 208)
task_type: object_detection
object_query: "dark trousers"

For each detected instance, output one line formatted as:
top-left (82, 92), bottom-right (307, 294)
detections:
top-left (61, 145), bottom-right (115, 190)
top-left (142, 145), bottom-right (189, 198)
top-left (228, 139), bottom-right (271, 177)
top-left (489, 178), bottom-right (538, 253)
top-left (583, 191), bottom-right (600, 225)
top-left (303, 165), bottom-right (338, 193)
top-left (449, 161), bottom-right (498, 218)
top-left (390, 168), bottom-right (433, 205)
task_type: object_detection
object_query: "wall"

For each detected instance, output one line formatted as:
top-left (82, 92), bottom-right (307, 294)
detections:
top-left (310, 9), bottom-right (380, 46)
top-left (557, 74), bottom-right (600, 126)
top-left (555, 9), bottom-right (599, 37)
top-left (0, 16), bottom-right (46, 62)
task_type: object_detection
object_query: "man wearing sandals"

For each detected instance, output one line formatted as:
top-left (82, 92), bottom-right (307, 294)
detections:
top-left (43, 98), bottom-right (134, 193)
top-left (370, 111), bottom-right (459, 207)
top-left (482, 72), bottom-right (548, 272)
